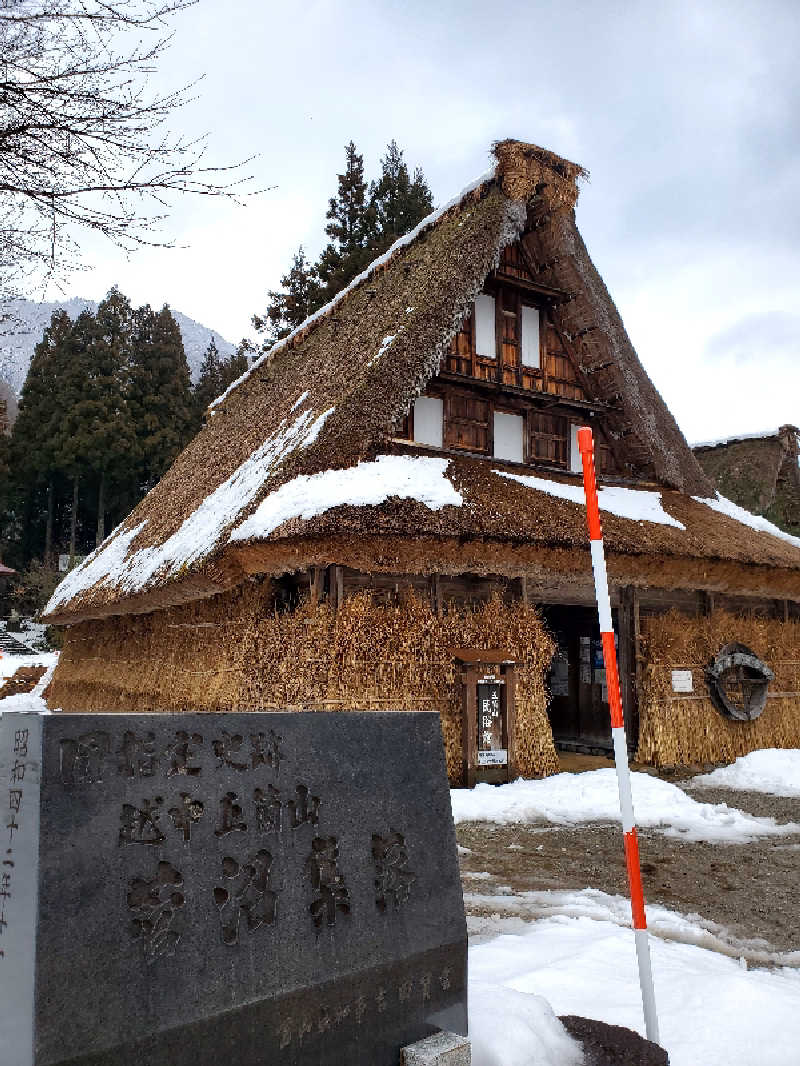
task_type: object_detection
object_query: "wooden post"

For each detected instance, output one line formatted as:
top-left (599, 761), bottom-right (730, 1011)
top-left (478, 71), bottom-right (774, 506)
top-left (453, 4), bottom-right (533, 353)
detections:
top-left (309, 567), bottom-right (325, 607)
top-left (462, 665), bottom-right (477, 789)
top-left (336, 566), bottom-right (344, 610)
top-left (503, 662), bottom-right (517, 781)
top-left (618, 586), bottom-right (638, 749)
top-left (494, 288), bottom-right (504, 385)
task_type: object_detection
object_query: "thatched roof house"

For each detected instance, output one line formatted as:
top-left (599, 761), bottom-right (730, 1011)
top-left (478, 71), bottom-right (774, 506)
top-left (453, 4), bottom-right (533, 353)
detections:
top-left (44, 140), bottom-right (800, 779)
top-left (693, 426), bottom-right (800, 539)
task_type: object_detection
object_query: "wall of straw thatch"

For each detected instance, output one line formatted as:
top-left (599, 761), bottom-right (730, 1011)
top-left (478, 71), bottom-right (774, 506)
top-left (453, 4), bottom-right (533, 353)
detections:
top-left (636, 608), bottom-right (800, 767)
top-left (48, 581), bottom-right (559, 785)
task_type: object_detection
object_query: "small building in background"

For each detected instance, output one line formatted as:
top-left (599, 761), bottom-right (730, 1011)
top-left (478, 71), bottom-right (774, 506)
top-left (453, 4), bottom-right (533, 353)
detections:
top-left (693, 426), bottom-right (800, 538)
top-left (42, 141), bottom-right (800, 780)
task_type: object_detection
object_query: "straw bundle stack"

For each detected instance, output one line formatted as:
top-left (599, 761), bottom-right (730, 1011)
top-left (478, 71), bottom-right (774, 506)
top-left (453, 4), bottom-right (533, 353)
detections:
top-left (48, 582), bottom-right (559, 784)
top-left (636, 608), bottom-right (800, 767)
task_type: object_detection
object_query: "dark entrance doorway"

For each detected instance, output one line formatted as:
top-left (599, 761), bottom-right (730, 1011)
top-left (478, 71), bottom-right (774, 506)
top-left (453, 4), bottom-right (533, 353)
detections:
top-left (543, 605), bottom-right (614, 753)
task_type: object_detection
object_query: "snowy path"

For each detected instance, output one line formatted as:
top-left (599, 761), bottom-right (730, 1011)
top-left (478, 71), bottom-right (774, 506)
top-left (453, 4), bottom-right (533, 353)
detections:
top-left (459, 762), bottom-right (800, 1065)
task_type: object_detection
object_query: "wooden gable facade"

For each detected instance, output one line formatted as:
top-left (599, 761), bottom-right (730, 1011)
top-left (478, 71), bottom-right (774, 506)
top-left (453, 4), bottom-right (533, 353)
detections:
top-left (397, 239), bottom-right (624, 479)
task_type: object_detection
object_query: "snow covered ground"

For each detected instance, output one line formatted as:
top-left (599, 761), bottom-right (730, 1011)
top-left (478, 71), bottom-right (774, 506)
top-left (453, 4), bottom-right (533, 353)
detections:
top-left (450, 769), bottom-right (800, 842)
top-left (690, 749), bottom-right (800, 798)
top-left (467, 887), bottom-right (800, 1066)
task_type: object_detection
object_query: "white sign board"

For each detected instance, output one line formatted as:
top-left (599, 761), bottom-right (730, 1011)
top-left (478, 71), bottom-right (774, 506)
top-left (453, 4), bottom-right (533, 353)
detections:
top-left (671, 670), bottom-right (694, 694)
top-left (477, 749), bottom-right (508, 767)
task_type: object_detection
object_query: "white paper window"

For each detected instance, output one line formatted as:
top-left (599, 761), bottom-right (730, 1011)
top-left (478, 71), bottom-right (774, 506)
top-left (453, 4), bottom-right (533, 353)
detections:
top-left (569, 424), bottom-right (583, 473)
top-left (475, 294), bottom-right (496, 359)
top-left (494, 411), bottom-right (524, 463)
top-left (413, 396), bottom-right (443, 448)
top-left (521, 306), bottom-right (540, 368)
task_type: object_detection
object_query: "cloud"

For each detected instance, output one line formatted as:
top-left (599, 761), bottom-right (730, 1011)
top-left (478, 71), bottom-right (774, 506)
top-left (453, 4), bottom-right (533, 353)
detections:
top-left (705, 312), bottom-right (800, 365)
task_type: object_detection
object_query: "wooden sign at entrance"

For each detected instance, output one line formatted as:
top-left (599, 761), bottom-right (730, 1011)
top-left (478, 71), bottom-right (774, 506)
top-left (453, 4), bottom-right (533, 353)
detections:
top-left (452, 650), bottom-right (516, 787)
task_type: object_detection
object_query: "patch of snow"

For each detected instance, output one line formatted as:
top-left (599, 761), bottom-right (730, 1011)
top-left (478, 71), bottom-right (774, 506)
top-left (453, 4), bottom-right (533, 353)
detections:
top-left (469, 982), bottom-right (583, 1066)
top-left (693, 492), bottom-right (800, 549)
top-left (0, 660), bottom-right (58, 717)
top-left (449, 771), bottom-right (800, 843)
top-left (495, 470), bottom-right (685, 529)
top-left (366, 333), bottom-right (397, 368)
top-left (469, 894), bottom-right (800, 1066)
top-left (465, 886), bottom-right (800, 968)
top-left (1, 651), bottom-right (58, 683)
top-left (290, 390), bottom-right (309, 411)
top-left (690, 749), bottom-right (800, 798)
top-left (209, 169), bottom-right (495, 410)
top-left (46, 407), bottom-right (334, 611)
top-left (691, 429), bottom-right (782, 449)
top-left (45, 521), bottom-right (146, 612)
top-left (231, 455), bottom-right (463, 542)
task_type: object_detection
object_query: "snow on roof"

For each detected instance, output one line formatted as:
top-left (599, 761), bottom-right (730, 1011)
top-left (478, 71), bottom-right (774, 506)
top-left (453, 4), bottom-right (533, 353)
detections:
top-left (693, 493), bottom-right (800, 550)
top-left (494, 470), bottom-right (686, 529)
top-left (230, 454), bottom-right (463, 543)
top-left (691, 428), bottom-right (783, 449)
top-left (45, 405), bottom-right (334, 613)
top-left (209, 170), bottom-right (495, 413)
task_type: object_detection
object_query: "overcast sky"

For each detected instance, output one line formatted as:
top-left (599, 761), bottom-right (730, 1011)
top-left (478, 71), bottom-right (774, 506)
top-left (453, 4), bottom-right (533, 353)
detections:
top-left (55, 0), bottom-right (800, 445)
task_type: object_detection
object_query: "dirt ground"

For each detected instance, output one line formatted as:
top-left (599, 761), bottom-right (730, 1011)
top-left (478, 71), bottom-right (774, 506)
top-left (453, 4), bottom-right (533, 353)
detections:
top-left (456, 755), bottom-right (800, 955)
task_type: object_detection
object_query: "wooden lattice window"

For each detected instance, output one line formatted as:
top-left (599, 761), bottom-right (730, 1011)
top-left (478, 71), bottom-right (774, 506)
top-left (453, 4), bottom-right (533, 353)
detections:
top-left (529, 411), bottom-right (569, 467)
top-left (444, 393), bottom-right (490, 453)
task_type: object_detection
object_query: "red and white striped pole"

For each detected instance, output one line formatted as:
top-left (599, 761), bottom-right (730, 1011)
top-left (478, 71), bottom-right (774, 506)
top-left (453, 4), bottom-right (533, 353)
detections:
top-left (577, 426), bottom-right (659, 1045)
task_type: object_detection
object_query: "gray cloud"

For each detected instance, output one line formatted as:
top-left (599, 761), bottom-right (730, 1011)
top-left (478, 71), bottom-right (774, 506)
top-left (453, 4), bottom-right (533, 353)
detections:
top-left (705, 311), bottom-right (800, 364)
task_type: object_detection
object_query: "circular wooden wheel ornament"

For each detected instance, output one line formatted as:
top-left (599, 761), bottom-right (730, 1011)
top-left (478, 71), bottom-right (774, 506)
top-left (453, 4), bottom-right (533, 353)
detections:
top-left (705, 642), bottom-right (775, 721)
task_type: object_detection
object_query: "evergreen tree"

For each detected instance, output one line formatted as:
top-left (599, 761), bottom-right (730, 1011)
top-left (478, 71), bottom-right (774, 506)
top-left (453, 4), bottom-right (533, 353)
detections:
top-left (252, 246), bottom-right (322, 347)
top-left (193, 336), bottom-right (224, 417)
top-left (369, 141), bottom-right (434, 254)
top-left (316, 141), bottom-right (376, 299)
top-left (9, 309), bottom-right (73, 565)
top-left (219, 345), bottom-right (251, 392)
top-left (54, 291), bottom-right (138, 549)
top-left (129, 304), bottom-right (194, 494)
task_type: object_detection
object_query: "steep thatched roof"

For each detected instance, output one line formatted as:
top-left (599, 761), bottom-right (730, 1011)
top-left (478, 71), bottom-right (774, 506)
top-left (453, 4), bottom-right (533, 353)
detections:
top-left (693, 425), bottom-right (800, 537)
top-left (46, 139), bottom-right (797, 626)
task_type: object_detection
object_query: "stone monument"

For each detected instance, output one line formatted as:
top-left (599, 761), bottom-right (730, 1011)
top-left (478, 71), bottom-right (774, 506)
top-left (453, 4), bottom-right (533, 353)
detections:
top-left (0, 711), bottom-right (467, 1065)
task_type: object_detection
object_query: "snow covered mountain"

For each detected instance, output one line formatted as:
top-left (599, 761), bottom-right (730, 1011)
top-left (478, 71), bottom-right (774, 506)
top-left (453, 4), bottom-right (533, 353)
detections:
top-left (0, 297), bottom-right (237, 395)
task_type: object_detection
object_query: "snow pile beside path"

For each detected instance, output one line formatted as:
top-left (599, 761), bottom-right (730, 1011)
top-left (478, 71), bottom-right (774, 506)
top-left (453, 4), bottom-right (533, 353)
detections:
top-left (450, 770), bottom-right (800, 842)
top-left (0, 659), bottom-right (57, 717)
top-left (1, 650), bottom-right (58, 682)
top-left (231, 455), bottom-right (463, 541)
top-left (694, 492), bottom-right (800, 549)
top-left (469, 905), bottom-right (800, 1066)
top-left (495, 470), bottom-right (685, 529)
top-left (469, 982), bottom-right (583, 1066)
top-left (691, 749), bottom-right (800, 798)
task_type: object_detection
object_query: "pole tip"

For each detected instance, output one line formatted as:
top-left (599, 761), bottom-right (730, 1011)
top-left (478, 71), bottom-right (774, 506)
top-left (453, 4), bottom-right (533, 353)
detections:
top-left (577, 426), bottom-right (594, 455)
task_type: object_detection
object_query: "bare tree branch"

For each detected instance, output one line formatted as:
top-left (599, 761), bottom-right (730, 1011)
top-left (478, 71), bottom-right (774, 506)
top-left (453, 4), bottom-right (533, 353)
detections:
top-left (0, 0), bottom-right (261, 300)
